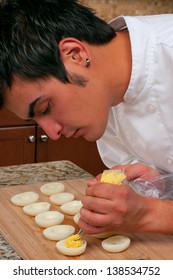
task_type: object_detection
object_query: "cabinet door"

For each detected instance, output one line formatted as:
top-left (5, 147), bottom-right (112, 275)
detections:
top-left (0, 108), bottom-right (35, 126)
top-left (36, 127), bottom-right (106, 175)
top-left (0, 126), bottom-right (36, 166)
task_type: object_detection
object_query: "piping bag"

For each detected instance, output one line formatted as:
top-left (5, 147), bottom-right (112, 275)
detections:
top-left (101, 170), bottom-right (173, 200)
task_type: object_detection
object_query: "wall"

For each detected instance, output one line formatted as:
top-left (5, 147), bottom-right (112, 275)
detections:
top-left (80, 0), bottom-right (173, 21)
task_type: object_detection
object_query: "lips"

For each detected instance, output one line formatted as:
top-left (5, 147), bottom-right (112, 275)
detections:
top-left (64, 129), bottom-right (81, 139)
top-left (73, 129), bottom-right (81, 138)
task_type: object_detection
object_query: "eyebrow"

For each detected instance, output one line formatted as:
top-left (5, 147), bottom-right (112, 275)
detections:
top-left (27, 97), bottom-right (42, 119)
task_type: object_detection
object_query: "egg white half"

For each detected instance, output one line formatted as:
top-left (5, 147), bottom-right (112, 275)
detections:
top-left (11, 191), bottom-right (39, 206)
top-left (40, 182), bottom-right (65, 196)
top-left (60, 200), bottom-right (82, 215)
top-left (35, 210), bottom-right (64, 228)
top-left (23, 202), bottom-right (51, 216)
top-left (101, 235), bottom-right (131, 253)
top-left (43, 225), bottom-right (75, 241)
top-left (50, 192), bottom-right (74, 205)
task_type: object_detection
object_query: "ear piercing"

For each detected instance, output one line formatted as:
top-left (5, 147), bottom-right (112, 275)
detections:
top-left (85, 58), bottom-right (91, 67)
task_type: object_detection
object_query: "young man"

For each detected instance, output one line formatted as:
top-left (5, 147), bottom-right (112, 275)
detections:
top-left (0, 0), bottom-right (173, 234)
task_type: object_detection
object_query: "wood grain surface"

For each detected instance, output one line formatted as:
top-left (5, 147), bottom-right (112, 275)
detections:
top-left (0, 179), bottom-right (173, 260)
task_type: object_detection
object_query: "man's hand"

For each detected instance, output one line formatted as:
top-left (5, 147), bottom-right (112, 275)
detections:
top-left (78, 163), bottom-right (163, 235)
top-left (79, 181), bottom-right (155, 234)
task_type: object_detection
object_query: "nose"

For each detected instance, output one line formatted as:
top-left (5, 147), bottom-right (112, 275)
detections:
top-left (36, 118), bottom-right (63, 141)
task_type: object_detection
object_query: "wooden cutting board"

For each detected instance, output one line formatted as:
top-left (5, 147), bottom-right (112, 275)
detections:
top-left (0, 179), bottom-right (173, 260)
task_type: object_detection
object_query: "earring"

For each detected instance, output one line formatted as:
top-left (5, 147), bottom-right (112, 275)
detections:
top-left (85, 58), bottom-right (91, 67)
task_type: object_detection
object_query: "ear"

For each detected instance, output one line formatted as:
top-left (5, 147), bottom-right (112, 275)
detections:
top-left (58, 37), bottom-right (90, 67)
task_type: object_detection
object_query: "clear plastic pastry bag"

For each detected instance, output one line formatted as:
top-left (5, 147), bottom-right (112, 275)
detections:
top-left (129, 174), bottom-right (173, 200)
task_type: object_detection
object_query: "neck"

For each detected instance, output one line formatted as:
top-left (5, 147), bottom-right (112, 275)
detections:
top-left (106, 29), bottom-right (132, 106)
top-left (90, 29), bottom-right (132, 106)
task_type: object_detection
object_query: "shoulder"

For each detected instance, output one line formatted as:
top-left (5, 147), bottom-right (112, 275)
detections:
top-left (110, 14), bottom-right (173, 43)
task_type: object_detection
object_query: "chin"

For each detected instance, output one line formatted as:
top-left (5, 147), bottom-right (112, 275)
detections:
top-left (84, 134), bottom-right (101, 142)
top-left (83, 128), bottom-right (105, 142)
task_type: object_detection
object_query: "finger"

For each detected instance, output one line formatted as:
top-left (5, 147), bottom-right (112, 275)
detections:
top-left (78, 217), bottom-right (109, 234)
top-left (124, 163), bottom-right (160, 181)
top-left (87, 178), bottom-right (98, 187)
top-left (80, 206), bottom-right (112, 227)
top-left (111, 165), bottom-right (129, 171)
top-left (95, 173), bottom-right (102, 181)
top-left (81, 195), bottom-right (113, 214)
top-left (86, 183), bottom-right (118, 200)
top-left (86, 173), bottom-right (103, 187)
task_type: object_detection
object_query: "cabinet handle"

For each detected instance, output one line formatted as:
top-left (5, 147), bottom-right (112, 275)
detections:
top-left (40, 134), bottom-right (48, 142)
top-left (28, 135), bottom-right (35, 143)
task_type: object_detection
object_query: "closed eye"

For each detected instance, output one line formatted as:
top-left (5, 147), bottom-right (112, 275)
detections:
top-left (43, 102), bottom-right (51, 115)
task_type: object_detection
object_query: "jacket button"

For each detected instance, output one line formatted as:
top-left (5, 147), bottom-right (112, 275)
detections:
top-left (166, 158), bottom-right (173, 165)
top-left (146, 104), bottom-right (156, 113)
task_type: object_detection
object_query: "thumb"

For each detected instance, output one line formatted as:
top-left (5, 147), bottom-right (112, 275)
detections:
top-left (87, 178), bottom-right (98, 187)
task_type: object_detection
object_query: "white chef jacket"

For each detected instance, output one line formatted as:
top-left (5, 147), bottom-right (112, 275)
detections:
top-left (97, 14), bottom-right (173, 173)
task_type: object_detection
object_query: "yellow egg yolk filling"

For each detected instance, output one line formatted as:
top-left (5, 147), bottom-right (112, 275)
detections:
top-left (64, 234), bottom-right (84, 248)
top-left (101, 170), bottom-right (126, 185)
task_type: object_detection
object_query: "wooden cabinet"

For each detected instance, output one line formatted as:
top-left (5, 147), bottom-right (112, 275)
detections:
top-left (0, 126), bottom-right (36, 166)
top-left (0, 108), bottom-right (106, 175)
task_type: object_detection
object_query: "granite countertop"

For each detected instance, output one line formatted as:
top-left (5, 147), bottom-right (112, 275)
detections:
top-left (0, 160), bottom-right (92, 260)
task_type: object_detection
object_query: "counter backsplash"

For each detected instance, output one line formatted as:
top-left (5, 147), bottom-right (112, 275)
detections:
top-left (80, 0), bottom-right (173, 21)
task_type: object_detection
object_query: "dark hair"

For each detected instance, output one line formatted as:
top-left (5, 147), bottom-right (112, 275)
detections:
top-left (0, 0), bottom-right (115, 107)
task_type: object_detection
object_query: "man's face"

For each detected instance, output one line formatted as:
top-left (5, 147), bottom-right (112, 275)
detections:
top-left (5, 76), bottom-right (110, 141)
